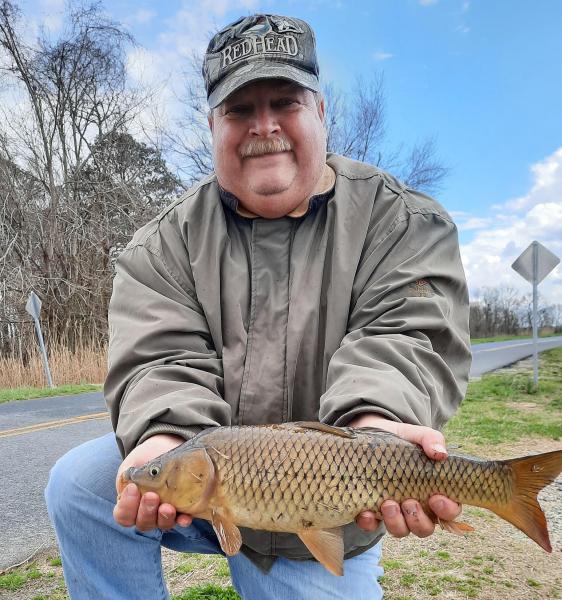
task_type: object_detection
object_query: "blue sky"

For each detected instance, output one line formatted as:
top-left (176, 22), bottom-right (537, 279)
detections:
top-left (22, 0), bottom-right (562, 304)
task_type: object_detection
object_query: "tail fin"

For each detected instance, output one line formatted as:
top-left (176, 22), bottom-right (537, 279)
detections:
top-left (489, 450), bottom-right (562, 552)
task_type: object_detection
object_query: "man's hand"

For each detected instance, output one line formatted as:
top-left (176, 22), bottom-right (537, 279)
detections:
top-left (113, 434), bottom-right (193, 532)
top-left (349, 414), bottom-right (462, 538)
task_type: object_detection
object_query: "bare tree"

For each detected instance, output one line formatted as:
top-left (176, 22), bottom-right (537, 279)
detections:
top-left (551, 304), bottom-right (562, 332)
top-left (142, 53), bottom-right (213, 187)
top-left (519, 292), bottom-right (558, 333)
top-left (469, 286), bottom-right (523, 338)
top-left (324, 75), bottom-right (448, 193)
top-left (0, 1), bottom-right (179, 355)
top-left (324, 77), bottom-right (385, 166)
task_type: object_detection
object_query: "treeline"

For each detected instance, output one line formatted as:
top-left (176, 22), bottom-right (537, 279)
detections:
top-left (0, 1), bottom-right (183, 359)
top-left (0, 1), bottom-right (465, 360)
top-left (470, 286), bottom-right (562, 339)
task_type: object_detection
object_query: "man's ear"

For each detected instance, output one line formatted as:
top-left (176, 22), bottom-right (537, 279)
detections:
top-left (317, 97), bottom-right (325, 123)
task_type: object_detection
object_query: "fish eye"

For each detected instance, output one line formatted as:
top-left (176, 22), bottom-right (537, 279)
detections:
top-left (149, 464), bottom-right (161, 477)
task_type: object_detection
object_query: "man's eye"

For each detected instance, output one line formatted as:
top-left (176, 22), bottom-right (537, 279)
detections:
top-left (226, 105), bottom-right (250, 115)
top-left (276, 98), bottom-right (298, 107)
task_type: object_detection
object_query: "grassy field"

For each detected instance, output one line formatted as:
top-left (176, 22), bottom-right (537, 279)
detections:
top-left (2, 348), bottom-right (561, 599)
top-left (0, 384), bottom-right (103, 404)
top-left (0, 343), bottom-right (106, 389)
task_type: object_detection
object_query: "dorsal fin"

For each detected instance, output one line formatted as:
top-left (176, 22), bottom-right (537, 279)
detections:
top-left (289, 421), bottom-right (356, 438)
top-left (349, 426), bottom-right (399, 436)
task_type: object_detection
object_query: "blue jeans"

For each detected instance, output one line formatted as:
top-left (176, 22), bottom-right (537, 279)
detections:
top-left (45, 433), bottom-right (384, 599)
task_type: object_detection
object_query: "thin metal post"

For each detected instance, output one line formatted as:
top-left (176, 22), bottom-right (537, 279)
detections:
top-left (532, 241), bottom-right (538, 389)
top-left (33, 318), bottom-right (54, 388)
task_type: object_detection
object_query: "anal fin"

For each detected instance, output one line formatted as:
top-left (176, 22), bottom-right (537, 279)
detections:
top-left (297, 527), bottom-right (345, 576)
top-left (438, 518), bottom-right (475, 535)
top-left (211, 507), bottom-right (242, 556)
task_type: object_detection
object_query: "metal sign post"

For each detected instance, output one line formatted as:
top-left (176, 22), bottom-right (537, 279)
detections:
top-left (511, 241), bottom-right (560, 388)
top-left (25, 291), bottom-right (55, 389)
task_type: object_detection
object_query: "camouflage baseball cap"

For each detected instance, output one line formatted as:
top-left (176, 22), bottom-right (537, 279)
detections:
top-left (203, 14), bottom-right (320, 109)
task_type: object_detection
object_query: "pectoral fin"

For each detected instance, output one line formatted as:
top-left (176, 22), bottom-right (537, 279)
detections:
top-left (297, 527), bottom-right (345, 576)
top-left (211, 508), bottom-right (242, 556)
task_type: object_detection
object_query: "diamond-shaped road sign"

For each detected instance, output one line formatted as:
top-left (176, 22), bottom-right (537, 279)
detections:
top-left (25, 291), bottom-right (42, 320)
top-left (511, 241), bottom-right (560, 285)
top-left (24, 290), bottom-right (54, 388)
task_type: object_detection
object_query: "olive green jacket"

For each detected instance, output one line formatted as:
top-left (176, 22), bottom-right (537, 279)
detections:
top-left (104, 153), bottom-right (471, 569)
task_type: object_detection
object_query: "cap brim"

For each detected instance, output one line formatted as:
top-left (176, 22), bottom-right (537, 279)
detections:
top-left (208, 62), bottom-right (320, 109)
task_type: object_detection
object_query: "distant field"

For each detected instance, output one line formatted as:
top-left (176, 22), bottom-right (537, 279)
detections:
top-left (0, 343), bottom-right (107, 389)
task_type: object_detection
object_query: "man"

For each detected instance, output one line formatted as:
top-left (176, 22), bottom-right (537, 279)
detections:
top-left (46, 13), bottom-right (471, 599)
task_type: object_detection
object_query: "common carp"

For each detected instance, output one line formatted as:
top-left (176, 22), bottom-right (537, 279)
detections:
top-left (120, 422), bottom-right (562, 575)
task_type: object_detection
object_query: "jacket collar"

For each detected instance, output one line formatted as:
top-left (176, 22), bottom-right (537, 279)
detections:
top-left (218, 180), bottom-right (335, 219)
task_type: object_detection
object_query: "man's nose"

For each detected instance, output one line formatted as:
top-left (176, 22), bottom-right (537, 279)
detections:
top-left (249, 106), bottom-right (281, 136)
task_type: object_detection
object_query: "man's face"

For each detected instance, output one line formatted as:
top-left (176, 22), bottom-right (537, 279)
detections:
top-left (208, 79), bottom-right (326, 218)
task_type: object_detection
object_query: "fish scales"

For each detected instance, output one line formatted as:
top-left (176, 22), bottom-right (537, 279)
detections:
top-left (123, 421), bottom-right (562, 576)
top-left (198, 425), bottom-right (511, 530)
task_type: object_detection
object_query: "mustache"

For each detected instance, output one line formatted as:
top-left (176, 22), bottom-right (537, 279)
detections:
top-left (240, 137), bottom-right (292, 157)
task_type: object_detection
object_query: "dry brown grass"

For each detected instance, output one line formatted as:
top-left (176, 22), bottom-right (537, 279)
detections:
top-left (0, 343), bottom-right (107, 388)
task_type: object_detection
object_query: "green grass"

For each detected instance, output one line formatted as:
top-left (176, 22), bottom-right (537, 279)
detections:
top-left (381, 558), bottom-right (405, 570)
top-left (171, 584), bottom-right (240, 600)
top-left (471, 333), bottom-right (559, 344)
top-left (171, 555), bottom-right (227, 576)
top-left (385, 547), bottom-right (518, 598)
top-left (0, 383), bottom-right (102, 403)
top-left (444, 347), bottom-right (562, 447)
top-left (0, 565), bottom-right (41, 590)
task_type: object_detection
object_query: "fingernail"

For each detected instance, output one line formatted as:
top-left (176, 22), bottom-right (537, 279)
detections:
top-left (432, 443), bottom-right (448, 457)
top-left (403, 501), bottom-right (417, 517)
top-left (382, 504), bottom-right (399, 517)
top-left (124, 484), bottom-right (137, 498)
top-left (434, 499), bottom-right (445, 513)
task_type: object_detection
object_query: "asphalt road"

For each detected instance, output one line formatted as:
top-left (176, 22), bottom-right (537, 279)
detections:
top-left (1, 393), bottom-right (111, 570)
top-left (470, 335), bottom-right (562, 377)
top-left (1, 336), bottom-right (562, 570)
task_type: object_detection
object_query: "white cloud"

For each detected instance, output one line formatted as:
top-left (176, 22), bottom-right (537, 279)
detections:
top-left (22, 0), bottom-right (65, 38)
top-left (419, 0), bottom-right (438, 5)
top-left (373, 52), bottom-right (393, 61)
top-left (456, 216), bottom-right (492, 231)
top-left (38, 0), bottom-right (64, 11)
top-left (42, 14), bottom-right (63, 33)
top-left (460, 147), bottom-right (562, 305)
top-left (503, 148), bottom-right (562, 212)
top-left (455, 24), bottom-right (470, 34)
top-left (462, 1), bottom-right (470, 12)
top-left (124, 1), bottom-right (261, 140)
top-left (126, 47), bottom-right (165, 85)
top-left (127, 9), bottom-right (157, 26)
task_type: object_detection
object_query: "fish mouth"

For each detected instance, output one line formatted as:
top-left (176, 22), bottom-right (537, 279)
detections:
top-left (117, 467), bottom-right (134, 496)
